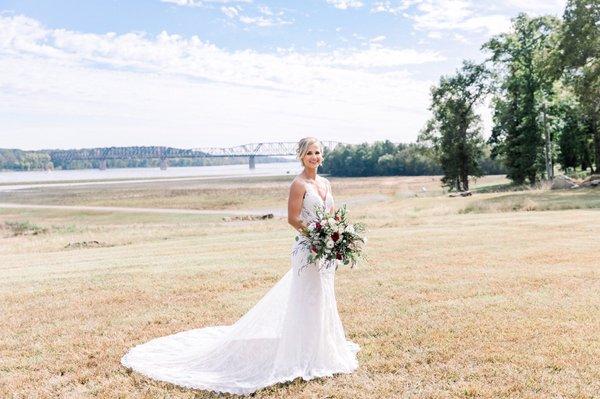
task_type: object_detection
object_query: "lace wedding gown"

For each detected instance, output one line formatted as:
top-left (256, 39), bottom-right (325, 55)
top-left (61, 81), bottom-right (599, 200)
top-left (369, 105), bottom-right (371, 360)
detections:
top-left (121, 182), bottom-right (360, 395)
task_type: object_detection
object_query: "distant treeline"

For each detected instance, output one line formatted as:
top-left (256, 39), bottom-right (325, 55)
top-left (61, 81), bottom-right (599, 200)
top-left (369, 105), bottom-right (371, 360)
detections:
top-left (2, 143), bottom-right (507, 177)
top-left (0, 148), bottom-right (290, 171)
top-left (321, 141), bottom-right (506, 177)
top-left (49, 155), bottom-right (289, 170)
top-left (0, 149), bottom-right (53, 171)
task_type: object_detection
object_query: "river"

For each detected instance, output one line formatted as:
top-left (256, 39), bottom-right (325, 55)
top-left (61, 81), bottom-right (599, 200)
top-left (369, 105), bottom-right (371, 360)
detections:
top-left (0, 161), bottom-right (303, 185)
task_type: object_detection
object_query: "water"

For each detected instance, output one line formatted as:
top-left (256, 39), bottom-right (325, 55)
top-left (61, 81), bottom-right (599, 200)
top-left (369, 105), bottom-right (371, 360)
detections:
top-left (0, 162), bottom-right (303, 184)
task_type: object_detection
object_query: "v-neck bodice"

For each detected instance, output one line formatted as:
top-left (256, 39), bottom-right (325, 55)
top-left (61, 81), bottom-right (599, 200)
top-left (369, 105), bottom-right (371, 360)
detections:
top-left (300, 180), bottom-right (334, 224)
top-left (306, 182), bottom-right (328, 203)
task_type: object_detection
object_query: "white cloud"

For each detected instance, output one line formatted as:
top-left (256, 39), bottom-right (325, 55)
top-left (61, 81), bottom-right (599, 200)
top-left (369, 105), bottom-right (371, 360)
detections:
top-left (221, 6), bottom-right (239, 18)
top-left (410, 0), bottom-right (472, 30)
top-left (352, 32), bottom-right (367, 41)
top-left (370, 0), bottom-right (416, 15)
top-left (503, 0), bottom-right (567, 16)
top-left (326, 0), bottom-right (364, 10)
top-left (220, 4), bottom-right (291, 27)
top-left (404, 0), bottom-right (512, 38)
top-left (370, 35), bottom-right (386, 43)
top-left (427, 31), bottom-right (442, 39)
top-left (239, 15), bottom-right (291, 27)
top-left (0, 15), bottom-right (445, 149)
top-left (161, 0), bottom-right (202, 6)
top-left (161, 0), bottom-right (252, 6)
top-left (401, 0), bottom-right (566, 39)
top-left (452, 32), bottom-right (469, 44)
top-left (258, 5), bottom-right (273, 16)
top-left (455, 14), bottom-right (511, 36)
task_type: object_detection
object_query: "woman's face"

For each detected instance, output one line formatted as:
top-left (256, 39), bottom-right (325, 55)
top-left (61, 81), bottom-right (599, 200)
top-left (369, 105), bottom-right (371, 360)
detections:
top-left (302, 143), bottom-right (323, 170)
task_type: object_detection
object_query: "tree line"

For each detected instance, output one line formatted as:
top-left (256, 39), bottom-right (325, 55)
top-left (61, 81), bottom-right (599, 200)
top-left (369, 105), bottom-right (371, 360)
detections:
top-left (418, 0), bottom-right (598, 190)
top-left (0, 149), bottom-right (53, 171)
top-left (320, 141), bottom-right (504, 177)
top-left (0, 148), bottom-right (289, 171)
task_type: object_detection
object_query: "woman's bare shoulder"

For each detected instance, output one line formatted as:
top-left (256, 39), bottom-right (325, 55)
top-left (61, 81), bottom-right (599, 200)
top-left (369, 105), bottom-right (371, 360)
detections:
top-left (289, 176), bottom-right (307, 192)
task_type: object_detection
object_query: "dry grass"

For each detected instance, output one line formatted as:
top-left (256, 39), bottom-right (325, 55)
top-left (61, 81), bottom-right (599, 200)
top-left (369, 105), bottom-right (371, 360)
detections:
top-left (461, 189), bottom-right (600, 214)
top-left (2, 175), bottom-right (600, 398)
top-left (0, 175), bottom-right (506, 210)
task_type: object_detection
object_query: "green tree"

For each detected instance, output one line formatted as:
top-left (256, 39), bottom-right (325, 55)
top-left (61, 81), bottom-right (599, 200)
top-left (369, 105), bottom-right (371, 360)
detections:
top-left (484, 14), bottom-right (562, 184)
top-left (321, 142), bottom-right (442, 177)
top-left (552, 85), bottom-right (593, 172)
top-left (559, 0), bottom-right (600, 172)
top-left (418, 60), bottom-right (489, 191)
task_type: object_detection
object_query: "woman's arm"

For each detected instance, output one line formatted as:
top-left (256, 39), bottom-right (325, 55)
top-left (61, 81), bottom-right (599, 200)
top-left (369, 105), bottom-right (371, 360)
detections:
top-left (287, 179), bottom-right (308, 235)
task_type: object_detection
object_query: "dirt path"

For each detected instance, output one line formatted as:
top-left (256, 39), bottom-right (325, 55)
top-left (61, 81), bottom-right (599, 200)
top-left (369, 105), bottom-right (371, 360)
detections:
top-left (0, 202), bottom-right (263, 216)
top-left (0, 194), bottom-right (389, 217)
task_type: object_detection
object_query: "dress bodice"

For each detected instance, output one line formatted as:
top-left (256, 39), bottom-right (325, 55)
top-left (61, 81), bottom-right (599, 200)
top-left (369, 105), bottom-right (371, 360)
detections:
top-left (300, 181), bottom-right (334, 224)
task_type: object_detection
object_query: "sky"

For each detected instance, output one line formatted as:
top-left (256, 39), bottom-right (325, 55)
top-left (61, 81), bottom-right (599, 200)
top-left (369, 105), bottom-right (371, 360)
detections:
top-left (0, 0), bottom-right (567, 150)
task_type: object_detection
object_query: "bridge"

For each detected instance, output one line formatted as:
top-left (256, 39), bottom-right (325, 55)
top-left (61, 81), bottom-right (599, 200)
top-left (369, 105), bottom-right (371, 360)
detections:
top-left (49, 141), bottom-right (343, 170)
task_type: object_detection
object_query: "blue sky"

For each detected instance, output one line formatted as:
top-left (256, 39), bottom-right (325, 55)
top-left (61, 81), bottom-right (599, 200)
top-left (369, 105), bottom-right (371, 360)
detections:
top-left (0, 0), bottom-right (566, 150)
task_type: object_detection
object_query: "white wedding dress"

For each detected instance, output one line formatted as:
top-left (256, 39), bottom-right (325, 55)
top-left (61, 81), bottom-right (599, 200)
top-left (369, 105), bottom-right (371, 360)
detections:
top-left (121, 182), bottom-right (360, 395)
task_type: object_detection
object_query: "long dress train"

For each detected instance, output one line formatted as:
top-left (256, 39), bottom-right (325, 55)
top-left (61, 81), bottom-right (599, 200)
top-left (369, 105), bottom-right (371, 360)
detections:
top-left (121, 182), bottom-right (360, 395)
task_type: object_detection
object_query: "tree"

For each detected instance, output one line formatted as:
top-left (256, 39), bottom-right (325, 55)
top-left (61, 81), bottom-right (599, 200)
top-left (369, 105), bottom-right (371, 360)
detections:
top-left (551, 84), bottom-right (593, 172)
top-left (484, 14), bottom-right (562, 184)
top-left (418, 60), bottom-right (489, 191)
top-left (559, 0), bottom-right (600, 172)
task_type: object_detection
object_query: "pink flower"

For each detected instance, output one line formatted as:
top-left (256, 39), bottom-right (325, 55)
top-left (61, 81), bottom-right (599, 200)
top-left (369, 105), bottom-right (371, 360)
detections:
top-left (331, 232), bottom-right (340, 242)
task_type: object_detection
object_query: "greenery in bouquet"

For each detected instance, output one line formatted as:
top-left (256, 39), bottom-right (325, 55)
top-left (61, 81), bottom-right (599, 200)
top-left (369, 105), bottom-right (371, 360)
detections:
top-left (294, 204), bottom-right (366, 272)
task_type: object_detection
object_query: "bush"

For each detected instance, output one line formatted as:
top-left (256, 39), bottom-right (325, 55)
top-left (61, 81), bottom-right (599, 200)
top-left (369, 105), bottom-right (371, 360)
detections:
top-left (4, 221), bottom-right (48, 236)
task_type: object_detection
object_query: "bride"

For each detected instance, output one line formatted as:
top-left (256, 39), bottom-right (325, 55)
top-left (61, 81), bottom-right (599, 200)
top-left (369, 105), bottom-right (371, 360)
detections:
top-left (121, 137), bottom-right (360, 395)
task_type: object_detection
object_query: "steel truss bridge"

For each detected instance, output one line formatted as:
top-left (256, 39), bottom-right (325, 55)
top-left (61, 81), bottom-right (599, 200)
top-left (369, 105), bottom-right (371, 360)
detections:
top-left (49, 141), bottom-right (343, 170)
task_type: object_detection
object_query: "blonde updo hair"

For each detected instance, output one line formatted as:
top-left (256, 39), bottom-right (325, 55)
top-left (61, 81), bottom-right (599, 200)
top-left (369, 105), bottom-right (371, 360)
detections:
top-left (296, 137), bottom-right (322, 166)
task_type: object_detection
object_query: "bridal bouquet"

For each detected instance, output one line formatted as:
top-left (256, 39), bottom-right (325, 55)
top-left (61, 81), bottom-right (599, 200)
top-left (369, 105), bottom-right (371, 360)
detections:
top-left (295, 205), bottom-right (366, 271)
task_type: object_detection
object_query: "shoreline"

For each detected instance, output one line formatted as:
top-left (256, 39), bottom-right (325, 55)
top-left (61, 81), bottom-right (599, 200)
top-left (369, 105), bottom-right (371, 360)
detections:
top-left (0, 171), bottom-right (297, 192)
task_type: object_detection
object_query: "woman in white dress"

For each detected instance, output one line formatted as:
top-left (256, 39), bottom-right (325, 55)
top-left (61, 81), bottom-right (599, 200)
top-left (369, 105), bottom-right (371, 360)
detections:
top-left (121, 137), bottom-right (360, 395)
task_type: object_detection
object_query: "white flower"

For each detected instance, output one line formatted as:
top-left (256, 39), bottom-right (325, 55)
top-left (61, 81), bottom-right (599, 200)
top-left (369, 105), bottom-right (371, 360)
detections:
top-left (308, 222), bottom-right (316, 231)
top-left (327, 218), bottom-right (336, 227)
top-left (344, 225), bottom-right (355, 234)
top-left (326, 239), bottom-right (334, 249)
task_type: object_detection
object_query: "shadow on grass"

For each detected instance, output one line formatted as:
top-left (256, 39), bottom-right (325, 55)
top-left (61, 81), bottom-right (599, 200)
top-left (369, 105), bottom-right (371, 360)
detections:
top-left (472, 182), bottom-right (532, 194)
top-left (460, 188), bottom-right (600, 214)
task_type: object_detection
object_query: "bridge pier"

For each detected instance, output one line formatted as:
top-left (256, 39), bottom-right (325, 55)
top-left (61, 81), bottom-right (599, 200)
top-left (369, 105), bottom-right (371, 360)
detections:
top-left (159, 158), bottom-right (168, 170)
top-left (248, 155), bottom-right (256, 169)
top-left (99, 159), bottom-right (107, 170)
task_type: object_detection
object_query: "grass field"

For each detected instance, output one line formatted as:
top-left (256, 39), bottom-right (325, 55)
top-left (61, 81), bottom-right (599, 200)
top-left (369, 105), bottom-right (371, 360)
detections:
top-left (1, 174), bottom-right (600, 398)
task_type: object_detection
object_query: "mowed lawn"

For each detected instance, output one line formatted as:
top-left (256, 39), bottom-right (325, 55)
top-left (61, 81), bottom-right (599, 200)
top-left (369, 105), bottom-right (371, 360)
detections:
top-left (1, 175), bottom-right (600, 398)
